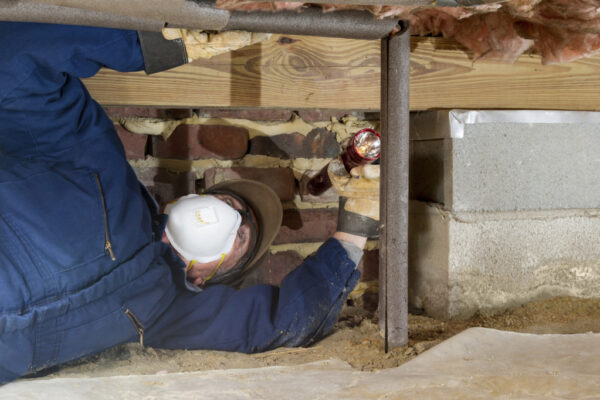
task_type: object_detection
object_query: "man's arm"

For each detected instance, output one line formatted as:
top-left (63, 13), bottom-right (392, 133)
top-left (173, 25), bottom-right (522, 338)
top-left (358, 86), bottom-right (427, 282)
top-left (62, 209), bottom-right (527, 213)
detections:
top-left (144, 162), bottom-right (378, 353)
top-left (0, 23), bottom-right (186, 161)
top-left (145, 236), bottom-right (362, 352)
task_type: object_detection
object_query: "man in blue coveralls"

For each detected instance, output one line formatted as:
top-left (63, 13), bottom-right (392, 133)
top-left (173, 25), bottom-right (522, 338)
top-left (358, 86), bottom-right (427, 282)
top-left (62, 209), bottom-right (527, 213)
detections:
top-left (0, 22), bottom-right (380, 384)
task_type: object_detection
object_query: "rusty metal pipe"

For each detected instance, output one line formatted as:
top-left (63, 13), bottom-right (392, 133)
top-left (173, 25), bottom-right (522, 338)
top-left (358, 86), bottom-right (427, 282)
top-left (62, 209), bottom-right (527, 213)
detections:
top-left (379, 22), bottom-right (410, 350)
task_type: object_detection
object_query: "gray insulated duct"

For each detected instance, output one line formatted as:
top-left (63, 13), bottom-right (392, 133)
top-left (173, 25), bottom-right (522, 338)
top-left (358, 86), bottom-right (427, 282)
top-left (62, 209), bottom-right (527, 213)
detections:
top-left (241, 0), bottom-right (504, 4)
top-left (0, 0), bottom-right (503, 39)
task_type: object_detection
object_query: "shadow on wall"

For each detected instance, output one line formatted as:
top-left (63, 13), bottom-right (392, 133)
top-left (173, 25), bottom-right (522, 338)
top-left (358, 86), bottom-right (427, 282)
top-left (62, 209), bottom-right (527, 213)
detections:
top-left (408, 139), bottom-right (446, 315)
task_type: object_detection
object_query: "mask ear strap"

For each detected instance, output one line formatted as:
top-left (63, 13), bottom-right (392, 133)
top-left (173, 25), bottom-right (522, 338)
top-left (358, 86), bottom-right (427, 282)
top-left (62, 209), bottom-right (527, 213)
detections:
top-left (187, 253), bottom-right (227, 286)
top-left (204, 253), bottom-right (226, 282)
top-left (185, 260), bottom-right (196, 272)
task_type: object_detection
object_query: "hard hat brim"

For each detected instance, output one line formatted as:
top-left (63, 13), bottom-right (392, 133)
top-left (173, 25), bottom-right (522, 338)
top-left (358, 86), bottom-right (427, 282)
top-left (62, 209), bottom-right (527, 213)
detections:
top-left (204, 179), bottom-right (283, 287)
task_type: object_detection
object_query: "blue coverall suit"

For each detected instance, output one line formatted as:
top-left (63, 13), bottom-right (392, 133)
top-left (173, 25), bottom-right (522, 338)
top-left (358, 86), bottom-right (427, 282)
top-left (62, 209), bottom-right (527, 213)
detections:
top-left (0, 22), bottom-right (361, 384)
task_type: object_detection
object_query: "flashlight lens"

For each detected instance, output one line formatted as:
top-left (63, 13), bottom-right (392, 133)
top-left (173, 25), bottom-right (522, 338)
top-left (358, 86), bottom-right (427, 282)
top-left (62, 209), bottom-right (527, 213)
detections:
top-left (354, 129), bottom-right (381, 159)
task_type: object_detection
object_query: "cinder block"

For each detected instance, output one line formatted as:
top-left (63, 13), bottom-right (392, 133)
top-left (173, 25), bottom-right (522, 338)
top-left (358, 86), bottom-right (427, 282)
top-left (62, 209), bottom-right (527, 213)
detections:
top-left (274, 209), bottom-right (338, 244)
top-left (409, 201), bottom-right (600, 319)
top-left (203, 167), bottom-right (296, 201)
top-left (410, 110), bottom-right (600, 212)
top-left (249, 128), bottom-right (339, 159)
top-left (153, 125), bottom-right (248, 160)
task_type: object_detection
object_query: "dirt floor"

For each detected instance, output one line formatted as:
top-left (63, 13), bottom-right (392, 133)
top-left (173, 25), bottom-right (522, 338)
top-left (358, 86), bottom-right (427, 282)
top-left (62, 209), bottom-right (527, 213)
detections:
top-left (45, 296), bottom-right (600, 379)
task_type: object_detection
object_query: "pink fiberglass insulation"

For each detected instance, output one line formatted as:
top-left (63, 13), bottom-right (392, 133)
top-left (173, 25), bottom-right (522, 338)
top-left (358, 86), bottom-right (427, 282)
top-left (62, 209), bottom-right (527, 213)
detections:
top-left (215, 0), bottom-right (600, 64)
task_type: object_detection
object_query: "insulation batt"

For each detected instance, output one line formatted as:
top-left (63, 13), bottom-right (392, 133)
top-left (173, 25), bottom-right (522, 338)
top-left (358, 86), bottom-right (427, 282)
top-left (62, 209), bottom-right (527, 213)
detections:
top-left (215, 0), bottom-right (600, 64)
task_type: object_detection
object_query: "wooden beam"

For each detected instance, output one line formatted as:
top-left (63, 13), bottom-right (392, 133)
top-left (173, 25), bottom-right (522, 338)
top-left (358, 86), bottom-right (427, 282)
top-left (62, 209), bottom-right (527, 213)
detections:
top-left (83, 34), bottom-right (600, 111)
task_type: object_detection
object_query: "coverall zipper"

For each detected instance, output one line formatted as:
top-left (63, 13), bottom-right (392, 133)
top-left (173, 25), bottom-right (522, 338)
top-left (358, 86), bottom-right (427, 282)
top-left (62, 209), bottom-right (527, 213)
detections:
top-left (124, 309), bottom-right (145, 347)
top-left (94, 173), bottom-right (116, 261)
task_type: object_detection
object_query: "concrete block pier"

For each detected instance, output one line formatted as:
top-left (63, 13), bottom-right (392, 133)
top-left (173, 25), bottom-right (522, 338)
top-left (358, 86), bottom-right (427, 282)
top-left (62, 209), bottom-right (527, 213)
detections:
top-left (409, 110), bottom-right (600, 319)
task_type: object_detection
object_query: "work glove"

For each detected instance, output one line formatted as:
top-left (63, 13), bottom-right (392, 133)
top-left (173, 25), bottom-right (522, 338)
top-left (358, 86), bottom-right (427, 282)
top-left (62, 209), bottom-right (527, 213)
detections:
top-left (328, 159), bottom-right (380, 238)
top-left (162, 28), bottom-right (271, 61)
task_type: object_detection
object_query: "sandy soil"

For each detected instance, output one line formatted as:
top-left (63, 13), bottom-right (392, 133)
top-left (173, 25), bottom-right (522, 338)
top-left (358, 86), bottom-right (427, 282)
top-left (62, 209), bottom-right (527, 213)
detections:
top-left (45, 296), bottom-right (600, 379)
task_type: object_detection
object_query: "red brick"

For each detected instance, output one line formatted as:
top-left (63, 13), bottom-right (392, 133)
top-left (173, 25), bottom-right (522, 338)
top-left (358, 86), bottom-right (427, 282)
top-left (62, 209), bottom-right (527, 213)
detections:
top-left (243, 251), bottom-right (304, 287)
top-left (134, 167), bottom-right (196, 206)
top-left (203, 167), bottom-right (296, 201)
top-left (296, 109), bottom-right (354, 123)
top-left (242, 248), bottom-right (379, 287)
top-left (357, 249), bottom-right (378, 281)
top-left (152, 125), bottom-right (248, 160)
top-left (105, 107), bottom-right (192, 120)
top-left (249, 128), bottom-right (339, 159)
top-left (114, 125), bottom-right (147, 160)
top-left (195, 109), bottom-right (293, 121)
top-left (274, 209), bottom-right (338, 245)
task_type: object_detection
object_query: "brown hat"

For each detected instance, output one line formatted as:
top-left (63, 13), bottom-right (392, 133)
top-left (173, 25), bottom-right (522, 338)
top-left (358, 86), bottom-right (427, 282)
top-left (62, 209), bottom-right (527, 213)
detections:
top-left (203, 179), bottom-right (282, 287)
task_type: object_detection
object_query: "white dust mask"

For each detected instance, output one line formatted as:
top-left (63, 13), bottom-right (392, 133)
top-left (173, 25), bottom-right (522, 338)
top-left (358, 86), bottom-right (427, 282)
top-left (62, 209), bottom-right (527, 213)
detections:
top-left (164, 194), bottom-right (241, 263)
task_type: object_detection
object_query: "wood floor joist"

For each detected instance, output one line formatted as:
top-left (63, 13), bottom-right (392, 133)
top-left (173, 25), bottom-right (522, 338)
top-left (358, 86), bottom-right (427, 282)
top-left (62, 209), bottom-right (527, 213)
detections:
top-left (83, 35), bottom-right (600, 111)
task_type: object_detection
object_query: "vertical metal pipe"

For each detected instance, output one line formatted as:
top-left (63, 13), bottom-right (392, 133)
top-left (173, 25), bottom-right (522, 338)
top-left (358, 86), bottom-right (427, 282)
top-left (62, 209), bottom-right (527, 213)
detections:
top-left (379, 22), bottom-right (410, 350)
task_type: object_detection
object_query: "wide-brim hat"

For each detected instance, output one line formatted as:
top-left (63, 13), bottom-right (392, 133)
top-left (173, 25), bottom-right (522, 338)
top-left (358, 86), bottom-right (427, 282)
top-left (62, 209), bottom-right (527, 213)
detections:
top-left (204, 179), bottom-right (282, 287)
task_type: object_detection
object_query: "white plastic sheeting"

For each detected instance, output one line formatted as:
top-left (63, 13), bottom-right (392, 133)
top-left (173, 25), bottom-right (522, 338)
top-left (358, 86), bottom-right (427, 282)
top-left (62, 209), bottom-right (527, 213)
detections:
top-left (411, 109), bottom-right (600, 139)
top-left (2, 328), bottom-right (600, 399)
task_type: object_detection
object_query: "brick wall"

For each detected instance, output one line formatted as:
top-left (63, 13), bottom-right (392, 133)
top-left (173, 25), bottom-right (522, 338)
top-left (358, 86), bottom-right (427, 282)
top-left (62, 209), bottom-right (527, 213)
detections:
top-left (106, 107), bottom-right (379, 290)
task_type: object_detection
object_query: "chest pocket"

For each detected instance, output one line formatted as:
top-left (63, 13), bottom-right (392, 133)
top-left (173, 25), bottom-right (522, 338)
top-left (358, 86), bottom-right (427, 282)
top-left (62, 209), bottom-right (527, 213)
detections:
top-left (0, 167), bottom-right (108, 276)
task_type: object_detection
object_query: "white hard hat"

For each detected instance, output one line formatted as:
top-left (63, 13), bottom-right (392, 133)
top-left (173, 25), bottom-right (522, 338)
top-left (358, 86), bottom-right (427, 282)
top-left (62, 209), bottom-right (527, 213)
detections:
top-left (164, 194), bottom-right (241, 262)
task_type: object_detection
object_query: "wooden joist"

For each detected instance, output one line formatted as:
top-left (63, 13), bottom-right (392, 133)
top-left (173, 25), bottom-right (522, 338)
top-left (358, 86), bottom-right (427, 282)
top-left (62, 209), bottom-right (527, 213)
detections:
top-left (83, 35), bottom-right (600, 111)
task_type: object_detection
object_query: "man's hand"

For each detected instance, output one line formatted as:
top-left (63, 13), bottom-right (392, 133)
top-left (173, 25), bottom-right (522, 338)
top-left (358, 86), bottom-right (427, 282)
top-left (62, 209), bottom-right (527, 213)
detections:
top-left (162, 28), bottom-right (271, 61)
top-left (328, 159), bottom-right (380, 238)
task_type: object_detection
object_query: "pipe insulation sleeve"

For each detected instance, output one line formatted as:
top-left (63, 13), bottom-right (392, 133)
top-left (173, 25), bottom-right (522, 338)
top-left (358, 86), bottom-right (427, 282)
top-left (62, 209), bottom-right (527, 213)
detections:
top-left (3, 0), bottom-right (400, 39)
top-left (7, 0), bottom-right (231, 31)
top-left (249, 0), bottom-right (504, 5)
top-left (231, 0), bottom-right (504, 5)
top-left (225, 8), bottom-right (399, 40)
top-left (0, 1), bottom-right (165, 31)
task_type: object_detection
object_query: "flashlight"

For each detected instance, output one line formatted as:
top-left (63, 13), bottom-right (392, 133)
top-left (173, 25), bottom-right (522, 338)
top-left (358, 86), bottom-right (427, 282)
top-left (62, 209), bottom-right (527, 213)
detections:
top-left (306, 128), bottom-right (381, 196)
